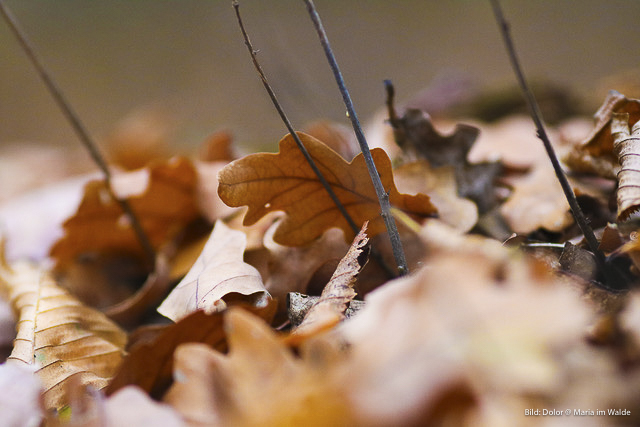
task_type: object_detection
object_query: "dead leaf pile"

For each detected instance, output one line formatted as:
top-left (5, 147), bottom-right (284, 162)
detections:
top-left (2, 79), bottom-right (640, 427)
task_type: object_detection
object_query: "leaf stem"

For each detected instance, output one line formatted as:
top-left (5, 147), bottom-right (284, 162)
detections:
top-left (303, 0), bottom-right (408, 275)
top-left (489, 1), bottom-right (603, 262)
top-left (0, 0), bottom-right (156, 267)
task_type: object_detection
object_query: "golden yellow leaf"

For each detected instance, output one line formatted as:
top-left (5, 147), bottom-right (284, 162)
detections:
top-left (217, 132), bottom-right (437, 246)
top-left (157, 220), bottom-right (272, 322)
top-left (0, 257), bottom-right (127, 411)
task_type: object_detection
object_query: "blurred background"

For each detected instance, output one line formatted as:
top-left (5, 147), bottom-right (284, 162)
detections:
top-left (1, 0), bottom-right (639, 155)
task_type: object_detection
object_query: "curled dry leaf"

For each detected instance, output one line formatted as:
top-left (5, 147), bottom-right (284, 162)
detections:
top-left (290, 222), bottom-right (369, 341)
top-left (565, 90), bottom-right (640, 178)
top-left (262, 224), bottom-right (349, 319)
top-left (157, 220), bottom-right (272, 322)
top-left (0, 257), bottom-right (127, 411)
top-left (612, 113), bottom-right (640, 219)
top-left (217, 132), bottom-right (437, 246)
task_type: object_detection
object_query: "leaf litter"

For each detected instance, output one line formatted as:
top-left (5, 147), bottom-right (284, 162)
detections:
top-left (1, 12), bottom-right (640, 427)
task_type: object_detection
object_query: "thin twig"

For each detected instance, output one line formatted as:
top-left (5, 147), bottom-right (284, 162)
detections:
top-left (0, 0), bottom-right (156, 266)
top-left (489, 0), bottom-right (608, 276)
top-left (303, 0), bottom-right (408, 275)
top-left (233, 1), bottom-right (396, 279)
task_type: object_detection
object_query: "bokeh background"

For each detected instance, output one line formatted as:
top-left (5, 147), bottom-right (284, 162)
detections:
top-left (1, 0), bottom-right (639, 154)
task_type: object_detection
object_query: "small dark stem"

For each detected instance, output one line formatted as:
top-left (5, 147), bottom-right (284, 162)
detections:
top-left (489, 0), bottom-right (606, 273)
top-left (0, 0), bottom-right (155, 266)
top-left (233, 1), bottom-right (395, 279)
top-left (303, 0), bottom-right (408, 276)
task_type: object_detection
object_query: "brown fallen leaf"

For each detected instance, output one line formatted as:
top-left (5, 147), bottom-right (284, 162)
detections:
top-left (612, 113), bottom-right (640, 219)
top-left (218, 132), bottom-right (437, 246)
top-left (164, 309), bottom-right (353, 427)
top-left (388, 108), bottom-right (502, 213)
top-left (290, 222), bottom-right (369, 341)
top-left (0, 256), bottom-right (127, 411)
top-left (157, 220), bottom-right (272, 322)
top-left (51, 157), bottom-right (200, 270)
top-left (107, 305), bottom-right (272, 400)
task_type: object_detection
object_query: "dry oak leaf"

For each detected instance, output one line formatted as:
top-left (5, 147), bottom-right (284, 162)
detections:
top-left (158, 220), bottom-right (272, 322)
top-left (612, 113), bottom-right (640, 219)
top-left (164, 309), bottom-right (354, 427)
top-left (217, 132), bottom-right (437, 246)
top-left (50, 157), bottom-right (200, 270)
top-left (289, 222), bottom-right (369, 342)
top-left (0, 257), bottom-right (127, 411)
top-left (107, 304), bottom-right (273, 400)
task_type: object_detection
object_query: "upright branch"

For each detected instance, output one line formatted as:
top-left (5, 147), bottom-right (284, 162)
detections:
top-left (232, 1), bottom-right (359, 237)
top-left (0, 1), bottom-right (155, 266)
top-left (303, 0), bottom-right (408, 275)
top-left (489, 1), bottom-right (605, 266)
top-left (233, 1), bottom-right (396, 278)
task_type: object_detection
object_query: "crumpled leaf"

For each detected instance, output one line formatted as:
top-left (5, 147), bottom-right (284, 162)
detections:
top-left (389, 108), bottom-right (502, 214)
top-left (262, 225), bottom-right (349, 319)
top-left (565, 90), bottom-right (640, 178)
top-left (158, 220), bottom-right (271, 322)
top-left (290, 223), bottom-right (369, 341)
top-left (218, 132), bottom-right (437, 246)
top-left (612, 113), bottom-right (640, 219)
top-left (0, 256), bottom-right (127, 411)
top-left (51, 157), bottom-right (200, 270)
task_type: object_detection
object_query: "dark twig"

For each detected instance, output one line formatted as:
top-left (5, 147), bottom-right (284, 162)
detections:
top-left (0, 0), bottom-right (156, 266)
top-left (489, 0), bottom-right (609, 279)
top-left (303, 0), bottom-right (408, 275)
top-left (232, 1), bottom-right (358, 235)
top-left (233, 1), bottom-right (396, 279)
